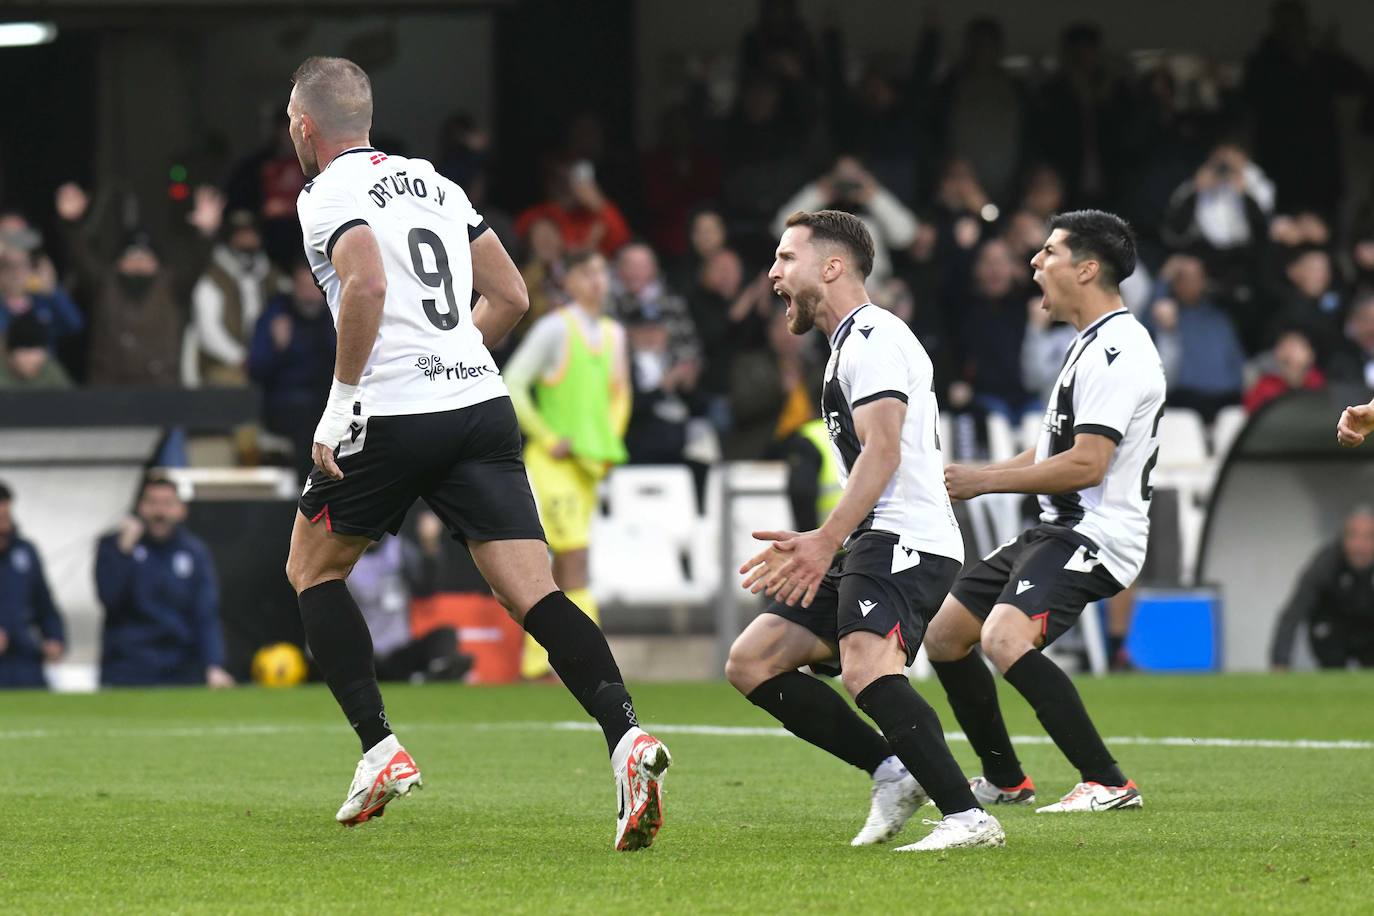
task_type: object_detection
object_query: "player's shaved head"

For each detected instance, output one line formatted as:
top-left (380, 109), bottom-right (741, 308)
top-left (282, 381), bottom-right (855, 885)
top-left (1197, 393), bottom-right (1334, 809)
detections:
top-left (291, 56), bottom-right (373, 139)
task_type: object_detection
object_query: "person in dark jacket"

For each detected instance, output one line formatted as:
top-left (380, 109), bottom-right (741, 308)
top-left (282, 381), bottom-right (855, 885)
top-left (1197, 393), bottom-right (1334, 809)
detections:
top-left (0, 481), bottom-right (65, 688)
top-left (1271, 506), bottom-right (1374, 670)
top-left (96, 477), bottom-right (233, 688)
top-left (247, 259), bottom-right (337, 481)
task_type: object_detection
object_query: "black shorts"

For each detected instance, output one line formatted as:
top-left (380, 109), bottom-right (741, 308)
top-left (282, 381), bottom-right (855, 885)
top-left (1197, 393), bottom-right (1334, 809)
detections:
top-left (298, 395), bottom-right (546, 543)
top-left (768, 530), bottom-right (962, 674)
top-left (951, 523), bottom-right (1123, 646)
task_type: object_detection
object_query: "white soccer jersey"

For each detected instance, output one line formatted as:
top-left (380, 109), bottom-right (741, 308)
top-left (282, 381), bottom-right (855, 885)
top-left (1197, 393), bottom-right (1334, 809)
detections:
top-left (821, 303), bottom-right (964, 564)
top-left (1036, 308), bottom-right (1167, 586)
top-left (297, 147), bottom-right (506, 416)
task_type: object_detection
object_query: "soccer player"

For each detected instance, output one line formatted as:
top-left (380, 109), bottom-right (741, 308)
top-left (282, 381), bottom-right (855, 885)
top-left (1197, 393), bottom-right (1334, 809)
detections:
top-left (1337, 397), bottom-right (1374, 447)
top-left (503, 249), bottom-right (629, 680)
top-left (727, 209), bottom-right (1005, 852)
top-left (281, 57), bottom-right (669, 850)
top-left (925, 210), bottom-right (1163, 813)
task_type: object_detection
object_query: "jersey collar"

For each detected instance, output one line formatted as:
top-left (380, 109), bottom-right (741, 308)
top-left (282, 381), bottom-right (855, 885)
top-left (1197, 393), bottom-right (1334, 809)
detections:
top-left (1078, 307), bottom-right (1129, 339)
top-left (322, 147), bottom-right (379, 173)
top-left (830, 302), bottom-right (874, 348)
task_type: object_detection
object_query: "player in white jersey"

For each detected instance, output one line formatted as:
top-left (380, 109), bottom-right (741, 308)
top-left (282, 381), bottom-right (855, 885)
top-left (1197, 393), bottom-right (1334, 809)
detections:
top-left (925, 210), bottom-right (1164, 814)
top-left (726, 210), bottom-right (1004, 853)
top-left (280, 57), bottom-right (669, 850)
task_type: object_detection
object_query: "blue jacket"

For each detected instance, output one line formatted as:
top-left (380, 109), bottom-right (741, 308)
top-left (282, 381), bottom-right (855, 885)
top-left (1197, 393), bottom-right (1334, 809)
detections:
top-left (95, 527), bottom-right (223, 687)
top-left (247, 295), bottom-right (336, 410)
top-left (0, 289), bottom-right (85, 349)
top-left (0, 534), bottom-right (64, 688)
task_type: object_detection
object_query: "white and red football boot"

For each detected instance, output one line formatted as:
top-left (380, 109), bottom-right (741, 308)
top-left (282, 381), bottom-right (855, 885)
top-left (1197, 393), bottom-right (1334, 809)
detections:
top-left (612, 728), bottom-right (672, 851)
top-left (335, 735), bottom-right (423, 826)
top-left (1035, 780), bottom-right (1142, 813)
top-left (970, 775), bottom-right (1037, 807)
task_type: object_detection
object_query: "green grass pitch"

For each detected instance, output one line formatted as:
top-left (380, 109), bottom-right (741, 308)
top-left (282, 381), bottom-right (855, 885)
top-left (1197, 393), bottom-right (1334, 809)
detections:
top-left (4, 673), bottom-right (1373, 913)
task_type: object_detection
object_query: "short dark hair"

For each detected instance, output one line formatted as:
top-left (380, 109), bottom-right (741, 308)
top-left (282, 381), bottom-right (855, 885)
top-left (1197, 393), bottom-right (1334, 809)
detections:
top-left (563, 248), bottom-right (603, 272)
top-left (784, 209), bottom-right (875, 279)
top-left (138, 475), bottom-right (179, 502)
top-left (0, 479), bottom-right (11, 502)
top-left (1046, 209), bottom-right (1136, 288)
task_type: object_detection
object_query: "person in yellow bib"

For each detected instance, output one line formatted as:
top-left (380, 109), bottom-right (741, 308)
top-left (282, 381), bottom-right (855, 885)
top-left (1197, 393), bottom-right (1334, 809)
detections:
top-left (505, 249), bottom-right (630, 679)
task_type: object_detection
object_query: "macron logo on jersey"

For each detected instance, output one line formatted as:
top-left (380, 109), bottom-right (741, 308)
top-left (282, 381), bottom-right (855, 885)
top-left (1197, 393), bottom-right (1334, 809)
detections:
top-left (859, 326), bottom-right (874, 339)
top-left (1105, 346), bottom-right (1121, 365)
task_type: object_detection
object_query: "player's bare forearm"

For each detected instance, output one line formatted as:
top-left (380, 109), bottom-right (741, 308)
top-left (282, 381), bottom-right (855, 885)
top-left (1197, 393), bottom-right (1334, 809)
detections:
top-left (982, 446), bottom-right (1037, 473)
top-left (330, 227), bottom-right (388, 385)
top-left (949, 434), bottom-right (1113, 499)
top-left (471, 231), bottom-right (528, 347)
top-left (817, 444), bottom-right (899, 549)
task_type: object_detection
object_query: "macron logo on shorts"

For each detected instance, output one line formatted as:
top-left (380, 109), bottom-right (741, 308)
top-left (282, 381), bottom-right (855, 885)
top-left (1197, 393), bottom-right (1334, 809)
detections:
top-left (891, 543), bottom-right (921, 575)
top-left (1016, 579), bottom-right (1035, 595)
top-left (859, 600), bottom-right (877, 617)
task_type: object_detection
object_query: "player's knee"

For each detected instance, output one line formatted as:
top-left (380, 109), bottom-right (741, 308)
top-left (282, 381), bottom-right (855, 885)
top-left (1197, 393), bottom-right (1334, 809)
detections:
top-left (724, 642), bottom-right (765, 695)
top-left (980, 623), bottom-right (1033, 671)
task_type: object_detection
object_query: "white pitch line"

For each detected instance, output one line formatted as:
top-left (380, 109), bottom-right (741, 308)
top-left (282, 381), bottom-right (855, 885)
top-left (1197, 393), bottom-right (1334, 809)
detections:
top-left (544, 721), bottom-right (1374, 751)
top-left (1, 721), bottom-right (1369, 751)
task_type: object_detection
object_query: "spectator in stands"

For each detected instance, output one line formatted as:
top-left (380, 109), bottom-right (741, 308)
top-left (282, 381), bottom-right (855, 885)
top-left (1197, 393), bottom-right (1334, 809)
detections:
top-left (1270, 505), bottom-right (1374, 670)
top-left (1118, 66), bottom-right (1208, 249)
top-left (1327, 294), bottom-right (1374, 391)
top-left (247, 260), bottom-right (336, 482)
top-left (727, 304), bottom-right (818, 460)
top-left (1019, 164), bottom-right (1066, 222)
top-left (1144, 254), bottom-right (1246, 422)
top-left (738, 0), bottom-right (820, 108)
top-left (186, 210), bottom-right (286, 387)
top-left (1033, 22), bottom-right (1133, 206)
top-left (670, 207), bottom-right (729, 295)
top-left (610, 242), bottom-right (701, 373)
top-left (772, 155), bottom-right (918, 283)
top-left (1272, 245), bottom-right (1344, 357)
top-left (55, 182), bottom-right (223, 387)
top-left (1243, 0), bottom-right (1366, 218)
top-left (953, 238), bottom-right (1036, 420)
top-left (514, 160), bottom-right (631, 257)
top-left (1021, 295), bottom-right (1076, 406)
top-left (515, 216), bottom-right (566, 346)
top-left (0, 312), bottom-right (72, 389)
top-left (721, 75), bottom-right (816, 231)
top-left (1244, 327), bottom-right (1325, 413)
top-left (95, 477), bottom-right (233, 688)
top-left (928, 158), bottom-right (997, 297)
top-left (225, 112), bottom-right (307, 268)
top-left (1161, 143), bottom-right (1275, 282)
top-left (623, 307), bottom-right (701, 467)
top-left (0, 243), bottom-right (83, 351)
top-left (641, 104), bottom-right (722, 259)
top-left (347, 513), bottom-right (472, 683)
top-left (933, 17), bottom-right (1027, 207)
top-left (688, 249), bottom-right (770, 434)
top-left (435, 111), bottom-right (490, 191)
top-left (0, 480), bottom-right (65, 688)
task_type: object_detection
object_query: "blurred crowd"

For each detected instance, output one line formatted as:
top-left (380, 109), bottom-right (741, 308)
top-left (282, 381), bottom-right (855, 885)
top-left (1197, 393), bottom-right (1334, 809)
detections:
top-left (3, 0), bottom-right (1374, 478)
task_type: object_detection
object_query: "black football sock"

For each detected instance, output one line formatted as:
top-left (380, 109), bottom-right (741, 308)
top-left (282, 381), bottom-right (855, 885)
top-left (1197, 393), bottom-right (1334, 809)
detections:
top-left (1106, 634), bottom-right (1126, 660)
top-left (299, 580), bottom-right (393, 753)
top-left (523, 591), bottom-right (638, 756)
top-left (855, 674), bottom-right (980, 816)
top-left (1003, 651), bottom-right (1127, 786)
top-left (931, 653), bottom-right (1027, 788)
top-left (746, 671), bottom-right (892, 775)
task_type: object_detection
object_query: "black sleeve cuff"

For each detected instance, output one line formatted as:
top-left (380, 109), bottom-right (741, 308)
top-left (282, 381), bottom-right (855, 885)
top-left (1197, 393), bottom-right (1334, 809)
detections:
top-left (852, 390), bottom-right (909, 409)
top-left (1074, 423), bottom-right (1123, 444)
top-left (468, 219), bottom-right (490, 242)
top-left (326, 219), bottom-right (369, 260)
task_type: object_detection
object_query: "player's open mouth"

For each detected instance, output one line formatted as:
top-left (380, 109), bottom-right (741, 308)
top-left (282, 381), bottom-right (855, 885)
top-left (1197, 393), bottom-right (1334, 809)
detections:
top-left (775, 286), bottom-right (791, 308)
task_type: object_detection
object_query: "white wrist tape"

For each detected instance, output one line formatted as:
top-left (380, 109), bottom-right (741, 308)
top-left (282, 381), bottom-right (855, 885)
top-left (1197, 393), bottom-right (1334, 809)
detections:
top-left (313, 378), bottom-right (359, 448)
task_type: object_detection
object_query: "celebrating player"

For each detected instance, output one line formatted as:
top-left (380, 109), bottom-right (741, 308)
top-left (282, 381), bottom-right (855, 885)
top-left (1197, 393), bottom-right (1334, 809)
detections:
top-left (281, 57), bottom-right (669, 850)
top-left (1337, 397), bottom-right (1374, 447)
top-left (727, 210), bottom-right (1004, 852)
top-left (926, 210), bottom-right (1163, 813)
